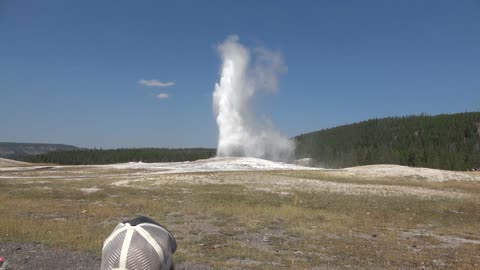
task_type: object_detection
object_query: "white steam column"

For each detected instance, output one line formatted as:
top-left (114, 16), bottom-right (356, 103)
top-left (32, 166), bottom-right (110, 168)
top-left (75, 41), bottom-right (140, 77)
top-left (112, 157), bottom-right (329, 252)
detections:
top-left (213, 35), bottom-right (294, 162)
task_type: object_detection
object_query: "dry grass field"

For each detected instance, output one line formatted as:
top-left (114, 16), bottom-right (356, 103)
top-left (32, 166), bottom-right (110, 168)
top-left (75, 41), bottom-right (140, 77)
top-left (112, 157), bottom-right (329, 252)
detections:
top-left (1, 158), bottom-right (479, 269)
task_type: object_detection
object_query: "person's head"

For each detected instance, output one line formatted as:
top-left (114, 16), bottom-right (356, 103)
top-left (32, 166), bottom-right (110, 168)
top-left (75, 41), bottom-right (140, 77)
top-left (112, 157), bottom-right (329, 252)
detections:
top-left (101, 216), bottom-right (177, 270)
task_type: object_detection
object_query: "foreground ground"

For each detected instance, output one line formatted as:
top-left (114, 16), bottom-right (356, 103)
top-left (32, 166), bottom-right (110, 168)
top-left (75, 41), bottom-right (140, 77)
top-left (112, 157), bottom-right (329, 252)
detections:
top-left (0, 157), bottom-right (479, 269)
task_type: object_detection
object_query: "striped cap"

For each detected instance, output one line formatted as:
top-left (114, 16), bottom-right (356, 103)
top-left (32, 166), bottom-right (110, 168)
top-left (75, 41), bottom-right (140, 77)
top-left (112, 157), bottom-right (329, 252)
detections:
top-left (101, 217), bottom-right (176, 270)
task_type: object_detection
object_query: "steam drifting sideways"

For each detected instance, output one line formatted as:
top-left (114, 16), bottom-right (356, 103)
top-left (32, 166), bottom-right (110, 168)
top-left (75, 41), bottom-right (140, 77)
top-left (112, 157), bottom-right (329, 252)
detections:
top-left (213, 35), bottom-right (295, 162)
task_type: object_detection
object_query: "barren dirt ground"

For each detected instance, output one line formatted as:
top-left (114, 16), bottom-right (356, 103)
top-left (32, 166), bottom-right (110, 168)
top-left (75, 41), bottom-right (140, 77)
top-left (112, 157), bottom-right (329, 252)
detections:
top-left (1, 158), bottom-right (479, 269)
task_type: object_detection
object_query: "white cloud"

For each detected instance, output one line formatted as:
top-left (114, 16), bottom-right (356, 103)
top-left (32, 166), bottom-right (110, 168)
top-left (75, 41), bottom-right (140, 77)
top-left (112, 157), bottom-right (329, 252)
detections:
top-left (138, 79), bottom-right (175, 87)
top-left (156, 93), bottom-right (169, 99)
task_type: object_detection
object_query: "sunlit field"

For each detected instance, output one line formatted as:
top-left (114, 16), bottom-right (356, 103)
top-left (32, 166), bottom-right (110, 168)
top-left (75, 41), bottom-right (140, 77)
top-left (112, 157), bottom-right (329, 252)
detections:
top-left (1, 161), bottom-right (479, 269)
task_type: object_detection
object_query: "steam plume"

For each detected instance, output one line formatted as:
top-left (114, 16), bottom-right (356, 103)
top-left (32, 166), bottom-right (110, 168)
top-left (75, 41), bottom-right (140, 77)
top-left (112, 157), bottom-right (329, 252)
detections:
top-left (213, 35), bottom-right (294, 162)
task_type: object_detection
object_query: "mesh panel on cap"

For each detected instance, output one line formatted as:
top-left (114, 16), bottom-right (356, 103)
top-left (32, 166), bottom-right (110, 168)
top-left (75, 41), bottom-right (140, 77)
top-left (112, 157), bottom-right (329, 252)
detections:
top-left (101, 229), bottom-right (127, 269)
top-left (141, 223), bottom-right (176, 251)
top-left (126, 231), bottom-right (161, 270)
top-left (141, 224), bottom-right (175, 266)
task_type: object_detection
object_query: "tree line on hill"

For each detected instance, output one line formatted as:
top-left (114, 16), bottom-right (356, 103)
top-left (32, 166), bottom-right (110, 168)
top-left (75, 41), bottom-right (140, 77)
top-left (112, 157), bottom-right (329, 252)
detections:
top-left (0, 142), bottom-right (78, 159)
top-left (14, 112), bottom-right (480, 171)
top-left (22, 148), bottom-right (216, 165)
top-left (294, 112), bottom-right (480, 171)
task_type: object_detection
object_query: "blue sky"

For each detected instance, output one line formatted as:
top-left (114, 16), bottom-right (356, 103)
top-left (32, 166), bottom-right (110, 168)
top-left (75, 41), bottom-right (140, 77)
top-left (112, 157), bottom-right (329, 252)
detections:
top-left (1, 0), bottom-right (479, 148)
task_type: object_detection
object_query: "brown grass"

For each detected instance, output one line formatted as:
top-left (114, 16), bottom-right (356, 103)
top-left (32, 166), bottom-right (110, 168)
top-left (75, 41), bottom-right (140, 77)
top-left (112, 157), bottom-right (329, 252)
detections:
top-left (0, 170), bottom-right (479, 269)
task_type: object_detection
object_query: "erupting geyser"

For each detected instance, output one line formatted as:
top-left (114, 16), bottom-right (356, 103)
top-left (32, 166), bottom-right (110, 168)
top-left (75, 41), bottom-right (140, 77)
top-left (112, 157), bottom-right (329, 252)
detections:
top-left (213, 35), bottom-right (294, 162)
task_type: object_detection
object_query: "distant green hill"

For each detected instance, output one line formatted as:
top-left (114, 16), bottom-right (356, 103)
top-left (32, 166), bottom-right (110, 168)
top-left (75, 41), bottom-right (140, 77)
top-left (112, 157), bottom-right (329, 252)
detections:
top-left (0, 142), bottom-right (79, 159)
top-left (294, 112), bottom-right (480, 171)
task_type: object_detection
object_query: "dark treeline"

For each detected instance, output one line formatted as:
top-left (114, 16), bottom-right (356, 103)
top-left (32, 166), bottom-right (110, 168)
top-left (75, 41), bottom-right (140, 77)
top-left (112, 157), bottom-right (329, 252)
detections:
top-left (23, 148), bottom-right (216, 165)
top-left (294, 112), bottom-right (480, 171)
